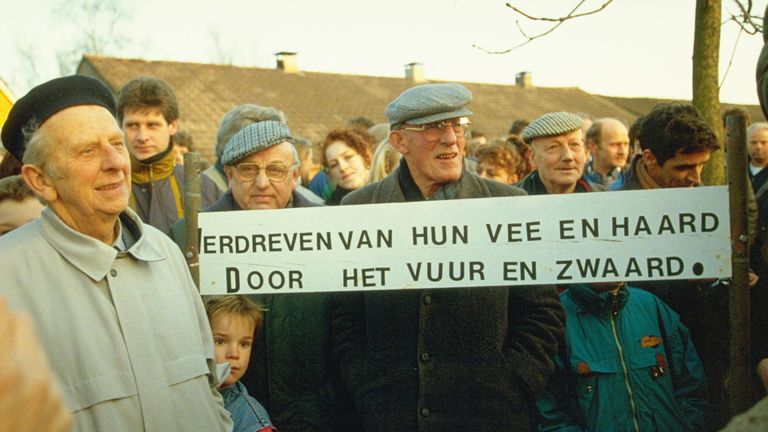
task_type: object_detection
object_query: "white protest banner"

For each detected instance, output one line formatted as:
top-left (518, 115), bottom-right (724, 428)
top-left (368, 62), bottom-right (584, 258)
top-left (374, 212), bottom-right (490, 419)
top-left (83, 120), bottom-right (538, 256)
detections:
top-left (199, 186), bottom-right (731, 295)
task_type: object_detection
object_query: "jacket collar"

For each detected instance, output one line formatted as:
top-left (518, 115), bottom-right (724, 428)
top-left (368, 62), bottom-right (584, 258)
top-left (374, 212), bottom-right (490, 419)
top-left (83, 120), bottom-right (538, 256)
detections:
top-left (397, 159), bottom-right (461, 202)
top-left (567, 283), bottom-right (629, 317)
top-left (517, 170), bottom-right (595, 195)
top-left (39, 207), bottom-right (166, 281)
top-left (130, 144), bottom-right (176, 184)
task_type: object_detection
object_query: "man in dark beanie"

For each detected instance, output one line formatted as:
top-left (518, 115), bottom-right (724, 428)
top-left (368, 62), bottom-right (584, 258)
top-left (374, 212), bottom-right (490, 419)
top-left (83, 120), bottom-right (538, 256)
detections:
top-left (117, 76), bottom-right (220, 235)
top-left (0, 75), bottom-right (231, 431)
top-left (332, 83), bottom-right (564, 431)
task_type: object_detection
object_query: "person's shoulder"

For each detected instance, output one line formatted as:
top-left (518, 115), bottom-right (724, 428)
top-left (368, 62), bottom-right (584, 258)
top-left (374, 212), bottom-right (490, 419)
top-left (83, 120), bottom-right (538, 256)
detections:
top-left (472, 174), bottom-right (528, 197)
top-left (341, 181), bottom-right (384, 205)
top-left (0, 221), bottom-right (44, 258)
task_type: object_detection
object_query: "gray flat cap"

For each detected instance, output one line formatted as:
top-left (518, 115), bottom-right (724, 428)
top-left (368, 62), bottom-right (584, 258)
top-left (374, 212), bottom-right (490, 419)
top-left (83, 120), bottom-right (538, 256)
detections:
top-left (521, 112), bottom-right (583, 144)
top-left (386, 83), bottom-right (473, 128)
top-left (221, 120), bottom-right (294, 165)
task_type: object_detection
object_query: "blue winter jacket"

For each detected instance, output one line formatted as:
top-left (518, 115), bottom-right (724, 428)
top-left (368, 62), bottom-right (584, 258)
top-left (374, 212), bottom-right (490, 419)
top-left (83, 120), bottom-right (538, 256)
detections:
top-left (535, 284), bottom-right (707, 431)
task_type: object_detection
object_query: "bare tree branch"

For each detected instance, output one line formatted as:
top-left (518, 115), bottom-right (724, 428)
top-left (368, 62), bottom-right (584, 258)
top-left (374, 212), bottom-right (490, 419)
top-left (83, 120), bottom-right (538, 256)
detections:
top-left (505, 0), bottom-right (614, 22)
top-left (720, 25), bottom-right (744, 89)
top-left (474, 0), bottom-right (615, 54)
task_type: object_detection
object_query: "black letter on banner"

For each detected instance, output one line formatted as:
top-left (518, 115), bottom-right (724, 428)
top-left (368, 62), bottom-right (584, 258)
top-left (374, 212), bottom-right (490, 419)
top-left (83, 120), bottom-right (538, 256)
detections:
top-left (556, 260), bottom-right (573, 280)
top-left (702, 213), bottom-right (719, 232)
top-left (226, 267), bottom-right (240, 293)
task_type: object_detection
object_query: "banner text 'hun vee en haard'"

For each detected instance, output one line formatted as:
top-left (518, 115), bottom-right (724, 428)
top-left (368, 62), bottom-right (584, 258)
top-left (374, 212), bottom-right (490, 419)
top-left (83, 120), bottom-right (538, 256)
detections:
top-left (199, 186), bottom-right (731, 295)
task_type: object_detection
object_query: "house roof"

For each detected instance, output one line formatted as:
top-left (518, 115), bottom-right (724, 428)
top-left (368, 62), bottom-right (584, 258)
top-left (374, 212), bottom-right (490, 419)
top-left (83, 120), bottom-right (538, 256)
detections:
top-left (77, 54), bottom-right (761, 162)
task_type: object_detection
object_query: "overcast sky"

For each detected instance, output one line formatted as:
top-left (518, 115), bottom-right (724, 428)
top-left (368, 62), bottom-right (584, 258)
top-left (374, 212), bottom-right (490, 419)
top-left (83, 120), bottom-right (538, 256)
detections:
top-left (1, 0), bottom-right (766, 105)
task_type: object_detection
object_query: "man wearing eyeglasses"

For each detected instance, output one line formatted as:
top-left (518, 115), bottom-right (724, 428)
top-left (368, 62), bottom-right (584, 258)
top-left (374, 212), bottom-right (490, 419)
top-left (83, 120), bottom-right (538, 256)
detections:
top-left (332, 83), bottom-right (565, 431)
top-left (172, 119), bottom-right (352, 431)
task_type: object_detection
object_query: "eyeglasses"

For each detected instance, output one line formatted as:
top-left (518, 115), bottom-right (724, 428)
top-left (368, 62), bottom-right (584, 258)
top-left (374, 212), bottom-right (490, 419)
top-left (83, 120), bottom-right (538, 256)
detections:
top-left (400, 117), bottom-right (472, 140)
top-left (235, 163), bottom-right (295, 182)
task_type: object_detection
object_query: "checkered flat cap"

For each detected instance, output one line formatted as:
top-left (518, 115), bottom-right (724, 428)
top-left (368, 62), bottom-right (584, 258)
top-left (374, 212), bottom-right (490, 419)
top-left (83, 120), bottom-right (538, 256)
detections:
top-left (521, 112), bottom-right (583, 143)
top-left (386, 83), bottom-right (473, 129)
top-left (221, 120), bottom-right (294, 166)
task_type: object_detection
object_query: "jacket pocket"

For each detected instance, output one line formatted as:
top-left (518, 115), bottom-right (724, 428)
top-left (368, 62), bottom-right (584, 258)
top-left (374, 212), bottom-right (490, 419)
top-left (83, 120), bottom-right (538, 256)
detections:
top-left (63, 372), bottom-right (138, 412)
top-left (162, 354), bottom-right (211, 386)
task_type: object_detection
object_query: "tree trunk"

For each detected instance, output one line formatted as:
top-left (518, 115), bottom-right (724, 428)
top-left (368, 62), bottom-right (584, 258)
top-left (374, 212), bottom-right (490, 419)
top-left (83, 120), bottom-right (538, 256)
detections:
top-left (693, 0), bottom-right (725, 185)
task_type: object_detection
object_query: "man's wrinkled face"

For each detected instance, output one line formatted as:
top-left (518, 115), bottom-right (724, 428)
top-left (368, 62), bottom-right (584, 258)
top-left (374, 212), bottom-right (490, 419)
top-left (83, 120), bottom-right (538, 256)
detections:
top-left (121, 108), bottom-right (177, 160)
top-left (35, 105), bottom-right (131, 231)
top-left (530, 129), bottom-right (585, 193)
top-left (590, 121), bottom-right (629, 172)
top-left (644, 149), bottom-right (710, 188)
top-left (224, 141), bottom-right (298, 210)
top-left (391, 117), bottom-right (467, 197)
top-left (749, 128), bottom-right (768, 167)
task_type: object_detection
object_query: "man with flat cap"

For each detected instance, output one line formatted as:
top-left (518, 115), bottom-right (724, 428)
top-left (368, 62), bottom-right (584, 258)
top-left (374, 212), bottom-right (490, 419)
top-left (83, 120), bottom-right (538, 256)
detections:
top-left (518, 111), bottom-right (604, 195)
top-left (173, 120), bottom-right (354, 431)
top-left (331, 83), bottom-right (565, 431)
top-left (0, 75), bottom-right (232, 431)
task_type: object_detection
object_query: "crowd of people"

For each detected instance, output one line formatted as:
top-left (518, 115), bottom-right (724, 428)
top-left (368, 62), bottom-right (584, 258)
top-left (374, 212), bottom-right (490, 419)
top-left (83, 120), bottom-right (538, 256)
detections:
top-left (0, 57), bottom-right (766, 432)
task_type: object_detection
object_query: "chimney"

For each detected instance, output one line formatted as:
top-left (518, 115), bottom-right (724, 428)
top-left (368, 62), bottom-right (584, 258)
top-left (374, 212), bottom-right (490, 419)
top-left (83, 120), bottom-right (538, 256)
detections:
top-left (515, 71), bottom-right (532, 89)
top-left (405, 62), bottom-right (425, 82)
top-left (275, 52), bottom-right (298, 73)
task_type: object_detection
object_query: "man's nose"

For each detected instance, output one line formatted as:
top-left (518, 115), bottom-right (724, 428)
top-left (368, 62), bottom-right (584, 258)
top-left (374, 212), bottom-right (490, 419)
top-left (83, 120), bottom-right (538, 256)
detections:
top-left (102, 144), bottom-right (127, 171)
top-left (439, 125), bottom-right (458, 144)
top-left (689, 167), bottom-right (703, 184)
top-left (136, 126), bottom-right (149, 141)
top-left (253, 169), bottom-right (270, 188)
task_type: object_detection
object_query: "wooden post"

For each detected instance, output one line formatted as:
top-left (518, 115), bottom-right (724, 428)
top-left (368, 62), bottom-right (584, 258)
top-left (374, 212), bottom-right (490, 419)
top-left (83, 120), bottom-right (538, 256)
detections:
top-left (183, 152), bottom-right (201, 290)
top-left (726, 114), bottom-right (751, 415)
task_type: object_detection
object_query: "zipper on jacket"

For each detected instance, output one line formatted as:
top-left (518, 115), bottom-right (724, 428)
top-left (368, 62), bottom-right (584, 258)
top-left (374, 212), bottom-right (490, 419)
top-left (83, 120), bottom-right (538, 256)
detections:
top-left (609, 294), bottom-right (640, 432)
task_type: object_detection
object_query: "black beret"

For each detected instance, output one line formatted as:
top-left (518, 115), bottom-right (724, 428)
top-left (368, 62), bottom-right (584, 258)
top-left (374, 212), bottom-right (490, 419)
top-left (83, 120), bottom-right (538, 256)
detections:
top-left (1, 75), bottom-right (116, 161)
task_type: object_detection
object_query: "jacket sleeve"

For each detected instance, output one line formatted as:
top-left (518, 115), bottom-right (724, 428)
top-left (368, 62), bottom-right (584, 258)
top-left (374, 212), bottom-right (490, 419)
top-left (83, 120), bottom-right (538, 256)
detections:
top-left (504, 284), bottom-right (566, 399)
top-left (657, 299), bottom-right (708, 432)
top-left (330, 292), bottom-right (368, 411)
top-left (534, 356), bottom-right (585, 432)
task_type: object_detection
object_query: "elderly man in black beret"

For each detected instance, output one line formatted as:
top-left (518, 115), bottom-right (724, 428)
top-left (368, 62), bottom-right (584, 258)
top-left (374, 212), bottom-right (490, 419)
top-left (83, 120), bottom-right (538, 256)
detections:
top-left (0, 75), bottom-right (232, 431)
top-left (332, 83), bottom-right (565, 431)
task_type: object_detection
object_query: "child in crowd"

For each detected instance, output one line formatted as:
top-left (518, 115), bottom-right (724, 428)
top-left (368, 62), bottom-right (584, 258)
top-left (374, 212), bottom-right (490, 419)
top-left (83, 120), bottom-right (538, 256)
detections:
top-left (205, 296), bottom-right (275, 432)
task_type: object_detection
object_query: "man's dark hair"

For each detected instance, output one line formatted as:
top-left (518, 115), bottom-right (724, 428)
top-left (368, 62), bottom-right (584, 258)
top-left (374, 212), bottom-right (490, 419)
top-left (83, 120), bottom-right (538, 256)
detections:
top-left (116, 76), bottom-right (180, 124)
top-left (721, 106), bottom-right (751, 128)
top-left (508, 119), bottom-right (529, 135)
top-left (348, 116), bottom-right (375, 130)
top-left (174, 130), bottom-right (194, 151)
top-left (638, 103), bottom-right (719, 165)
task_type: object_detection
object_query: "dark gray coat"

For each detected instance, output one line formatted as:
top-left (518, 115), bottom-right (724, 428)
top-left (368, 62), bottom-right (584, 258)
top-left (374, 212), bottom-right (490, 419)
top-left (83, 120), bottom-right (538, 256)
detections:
top-left (332, 165), bottom-right (565, 431)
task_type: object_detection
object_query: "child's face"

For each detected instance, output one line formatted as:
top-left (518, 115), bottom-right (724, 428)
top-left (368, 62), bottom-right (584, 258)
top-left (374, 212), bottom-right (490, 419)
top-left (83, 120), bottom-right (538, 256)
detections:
top-left (211, 313), bottom-right (255, 388)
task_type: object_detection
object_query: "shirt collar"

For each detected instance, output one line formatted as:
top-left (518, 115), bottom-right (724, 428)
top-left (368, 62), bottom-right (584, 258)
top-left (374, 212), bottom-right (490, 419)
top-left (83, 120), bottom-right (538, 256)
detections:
top-left (40, 207), bottom-right (166, 281)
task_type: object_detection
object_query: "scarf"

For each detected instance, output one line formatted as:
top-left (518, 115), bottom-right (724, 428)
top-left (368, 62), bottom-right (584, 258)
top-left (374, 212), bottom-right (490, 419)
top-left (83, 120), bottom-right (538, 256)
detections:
top-left (397, 159), bottom-right (458, 202)
top-left (130, 145), bottom-right (176, 185)
top-left (128, 145), bottom-right (184, 218)
top-left (635, 158), bottom-right (661, 190)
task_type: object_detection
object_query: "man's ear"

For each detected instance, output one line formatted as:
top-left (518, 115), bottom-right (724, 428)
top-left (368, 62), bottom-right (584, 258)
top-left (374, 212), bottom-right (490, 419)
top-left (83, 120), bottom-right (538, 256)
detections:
top-left (388, 130), bottom-right (408, 155)
top-left (642, 148), bottom-right (658, 167)
top-left (21, 164), bottom-right (57, 203)
top-left (168, 119), bottom-right (179, 136)
top-left (223, 165), bottom-right (235, 184)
